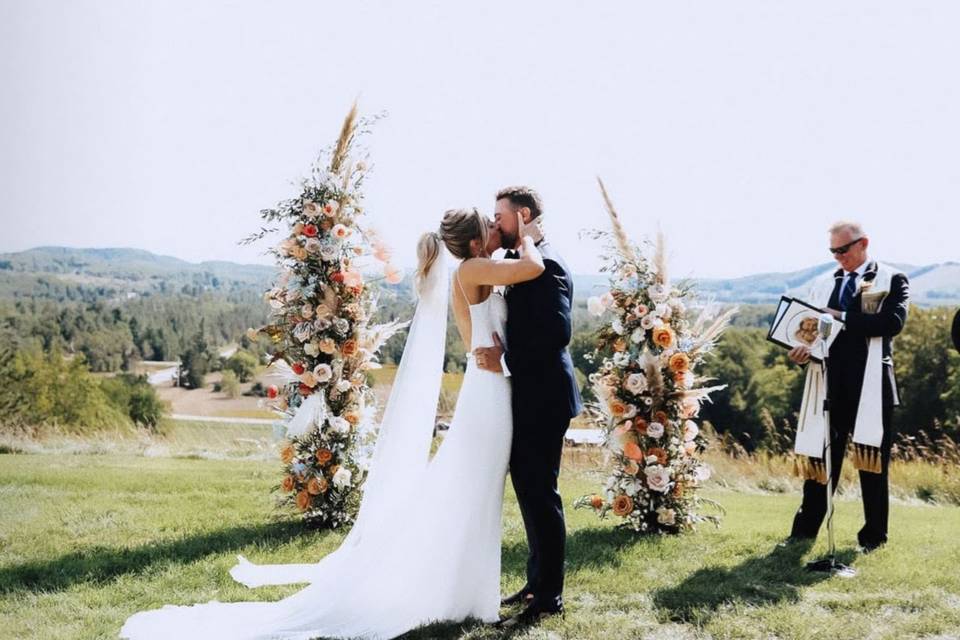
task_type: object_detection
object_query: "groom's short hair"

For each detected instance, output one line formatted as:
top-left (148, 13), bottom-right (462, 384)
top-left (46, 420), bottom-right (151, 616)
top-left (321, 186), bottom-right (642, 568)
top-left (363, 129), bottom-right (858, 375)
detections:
top-left (496, 186), bottom-right (543, 220)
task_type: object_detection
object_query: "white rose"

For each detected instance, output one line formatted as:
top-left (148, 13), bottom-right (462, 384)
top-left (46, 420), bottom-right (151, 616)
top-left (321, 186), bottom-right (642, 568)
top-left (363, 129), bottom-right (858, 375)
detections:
top-left (328, 416), bottom-right (351, 434)
top-left (600, 291), bottom-right (614, 308)
top-left (611, 318), bottom-right (625, 335)
top-left (684, 420), bottom-right (700, 442)
top-left (319, 242), bottom-right (339, 262)
top-left (646, 421), bottom-right (665, 439)
top-left (332, 466), bottom-right (352, 489)
top-left (631, 328), bottom-right (645, 344)
top-left (587, 296), bottom-right (605, 317)
top-left (694, 464), bottom-right (712, 482)
top-left (304, 341), bottom-right (320, 357)
top-left (655, 303), bottom-right (671, 319)
top-left (293, 322), bottom-right (314, 343)
top-left (302, 201), bottom-right (322, 218)
top-left (656, 507), bottom-right (676, 526)
top-left (331, 224), bottom-right (351, 240)
top-left (313, 363), bottom-right (333, 383)
top-left (301, 303), bottom-right (314, 319)
top-left (640, 315), bottom-right (655, 330)
top-left (644, 465), bottom-right (671, 493)
top-left (625, 373), bottom-right (647, 395)
top-left (613, 352), bottom-right (630, 367)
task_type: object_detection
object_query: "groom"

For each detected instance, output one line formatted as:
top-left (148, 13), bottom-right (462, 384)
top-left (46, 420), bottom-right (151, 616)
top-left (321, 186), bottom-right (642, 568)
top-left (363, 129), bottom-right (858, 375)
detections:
top-left (474, 185), bottom-right (582, 626)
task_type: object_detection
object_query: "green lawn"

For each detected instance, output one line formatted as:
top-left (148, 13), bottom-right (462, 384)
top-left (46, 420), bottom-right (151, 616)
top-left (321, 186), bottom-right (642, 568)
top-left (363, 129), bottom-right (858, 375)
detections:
top-left (1, 453), bottom-right (959, 640)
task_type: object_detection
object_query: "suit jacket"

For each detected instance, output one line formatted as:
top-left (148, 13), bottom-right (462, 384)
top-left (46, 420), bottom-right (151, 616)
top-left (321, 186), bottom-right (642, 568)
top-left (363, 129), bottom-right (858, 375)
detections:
top-left (504, 241), bottom-right (583, 426)
top-left (826, 261), bottom-right (910, 408)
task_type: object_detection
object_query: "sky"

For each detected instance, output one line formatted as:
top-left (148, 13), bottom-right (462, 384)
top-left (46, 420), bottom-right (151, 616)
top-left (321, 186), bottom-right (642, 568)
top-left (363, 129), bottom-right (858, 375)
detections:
top-left (2, 1), bottom-right (958, 279)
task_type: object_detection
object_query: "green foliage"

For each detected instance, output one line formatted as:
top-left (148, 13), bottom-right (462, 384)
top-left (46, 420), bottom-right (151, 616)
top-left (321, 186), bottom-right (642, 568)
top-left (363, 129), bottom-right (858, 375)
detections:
top-left (0, 342), bottom-right (131, 431)
top-left (179, 320), bottom-right (215, 390)
top-left (893, 306), bottom-right (960, 437)
top-left (223, 350), bottom-right (258, 383)
top-left (99, 374), bottom-right (167, 429)
top-left (218, 370), bottom-right (241, 398)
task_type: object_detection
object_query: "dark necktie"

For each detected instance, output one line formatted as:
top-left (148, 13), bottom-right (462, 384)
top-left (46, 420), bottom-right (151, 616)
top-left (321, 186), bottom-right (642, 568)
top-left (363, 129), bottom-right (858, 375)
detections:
top-left (505, 250), bottom-right (519, 260)
top-left (839, 273), bottom-right (858, 311)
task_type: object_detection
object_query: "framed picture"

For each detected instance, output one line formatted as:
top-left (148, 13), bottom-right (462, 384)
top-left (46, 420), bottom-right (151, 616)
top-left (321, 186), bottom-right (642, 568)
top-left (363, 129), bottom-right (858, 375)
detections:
top-left (767, 296), bottom-right (844, 362)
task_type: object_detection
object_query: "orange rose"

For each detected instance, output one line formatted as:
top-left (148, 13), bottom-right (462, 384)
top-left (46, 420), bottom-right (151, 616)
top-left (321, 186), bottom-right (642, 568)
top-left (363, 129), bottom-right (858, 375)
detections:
top-left (280, 443), bottom-right (295, 464)
top-left (344, 410), bottom-right (360, 426)
top-left (653, 410), bottom-right (669, 425)
top-left (648, 447), bottom-right (668, 465)
top-left (316, 448), bottom-right (333, 465)
top-left (341, 339), bottom-right (359, 357)
top-left (613, 337), bottom-right (628, 352)
top-left (623, 441), bottom-right (644, 461)
top-left (634, 417), bottom-right (648, 435)
top-left (673, 482), bottom-right (685, 498)
top-left (307, 477), bottom-right (322, 495)
top-left (612, 494), bottom-right (634, 517)
top-left (281, 475), bottom-right (296, 492)
top-left (668, 352), bottom-right (690, 373)
top-left (652, 326), bottom-right (675, 349)
top-left (624, 459), bottom-right (640, 476)
top-left (610, 400), bottom-right (627, 417)
top-left (295, 490), bottom-right (311, 511)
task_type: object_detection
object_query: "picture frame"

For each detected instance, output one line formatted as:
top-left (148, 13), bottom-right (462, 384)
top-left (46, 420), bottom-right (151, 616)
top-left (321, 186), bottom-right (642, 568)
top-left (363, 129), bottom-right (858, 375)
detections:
top-left (767, 296), bottom-right (844, 363)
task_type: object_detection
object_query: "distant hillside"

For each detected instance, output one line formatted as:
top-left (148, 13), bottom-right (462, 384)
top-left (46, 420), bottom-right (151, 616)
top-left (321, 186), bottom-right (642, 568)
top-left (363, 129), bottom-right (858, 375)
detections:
top-left (2, 247), bottom-right (956, 307)
top-left (0, 247), bottom-right (276, 301)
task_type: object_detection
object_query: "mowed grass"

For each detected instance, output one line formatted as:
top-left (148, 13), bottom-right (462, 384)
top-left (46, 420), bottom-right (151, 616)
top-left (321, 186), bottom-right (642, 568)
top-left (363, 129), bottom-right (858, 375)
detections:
top-left (1, 453), bottom-right (959, 640)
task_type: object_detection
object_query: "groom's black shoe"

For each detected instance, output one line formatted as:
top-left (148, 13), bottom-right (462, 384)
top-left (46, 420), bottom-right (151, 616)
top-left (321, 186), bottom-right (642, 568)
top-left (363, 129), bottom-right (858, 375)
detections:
top-left (494, 598), bottom-right (564, 629)
top-left (500, 587), bottom-right (535, 607)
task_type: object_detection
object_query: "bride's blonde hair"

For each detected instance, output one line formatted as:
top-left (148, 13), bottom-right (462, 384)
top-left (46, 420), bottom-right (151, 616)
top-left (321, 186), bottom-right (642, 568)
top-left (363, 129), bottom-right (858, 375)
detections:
top-left (416, 208), bottom-right (489, 289)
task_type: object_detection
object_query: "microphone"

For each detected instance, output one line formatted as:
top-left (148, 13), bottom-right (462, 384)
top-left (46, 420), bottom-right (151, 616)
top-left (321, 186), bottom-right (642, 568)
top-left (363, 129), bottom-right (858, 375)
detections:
top-left (818, 313), bottom-right (834, 339)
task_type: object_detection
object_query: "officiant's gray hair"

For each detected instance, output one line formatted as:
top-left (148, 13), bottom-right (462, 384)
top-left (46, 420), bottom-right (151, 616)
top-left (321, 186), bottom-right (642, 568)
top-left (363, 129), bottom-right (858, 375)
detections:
top-left (416, 208), bottom-right (489, 291)
top-left (828, 221), bottom-right (865, 237)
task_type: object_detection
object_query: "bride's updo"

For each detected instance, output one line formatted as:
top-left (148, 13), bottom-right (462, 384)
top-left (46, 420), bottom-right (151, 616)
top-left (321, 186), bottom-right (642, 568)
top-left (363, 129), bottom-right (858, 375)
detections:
top-left (416, 208), bottom-right (489, 286)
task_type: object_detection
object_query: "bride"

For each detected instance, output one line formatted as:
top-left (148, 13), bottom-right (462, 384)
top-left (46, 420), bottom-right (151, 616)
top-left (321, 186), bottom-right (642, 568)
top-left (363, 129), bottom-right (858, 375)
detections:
top-left (120, 208), bottom-right (544, 640)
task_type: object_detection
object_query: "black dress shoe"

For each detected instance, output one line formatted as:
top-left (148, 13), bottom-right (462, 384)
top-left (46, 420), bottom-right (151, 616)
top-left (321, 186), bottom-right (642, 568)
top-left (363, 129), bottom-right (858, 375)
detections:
top-left (857, 541), bottom-right (885, 554)
top-left (500, 587), bottom-right (535, 607)
top-left (494, 599), bottom-right (564, 629)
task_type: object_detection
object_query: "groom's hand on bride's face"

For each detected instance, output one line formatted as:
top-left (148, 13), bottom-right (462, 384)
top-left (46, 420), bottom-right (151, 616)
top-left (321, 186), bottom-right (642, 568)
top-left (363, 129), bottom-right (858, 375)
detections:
top-left (473, 333), bottom-right (504, 372)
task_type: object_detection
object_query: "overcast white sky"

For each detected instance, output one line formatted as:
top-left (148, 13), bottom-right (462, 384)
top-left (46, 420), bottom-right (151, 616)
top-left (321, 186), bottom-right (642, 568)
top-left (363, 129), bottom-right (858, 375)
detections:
top-left (2, 1), bottom-right (958, 278)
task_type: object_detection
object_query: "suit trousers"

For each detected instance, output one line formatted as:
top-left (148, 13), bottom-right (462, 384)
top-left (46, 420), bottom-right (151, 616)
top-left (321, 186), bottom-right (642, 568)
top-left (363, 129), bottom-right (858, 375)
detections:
top-left (508, 413), bottom-right (570, 606)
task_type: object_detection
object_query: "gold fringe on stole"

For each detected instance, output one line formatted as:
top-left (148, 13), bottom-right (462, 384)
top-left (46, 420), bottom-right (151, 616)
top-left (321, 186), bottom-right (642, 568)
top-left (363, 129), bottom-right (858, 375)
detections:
top-left (852, 444), bottom-right (883, 474)
top-left (792, 456), bottom-right (828, 485)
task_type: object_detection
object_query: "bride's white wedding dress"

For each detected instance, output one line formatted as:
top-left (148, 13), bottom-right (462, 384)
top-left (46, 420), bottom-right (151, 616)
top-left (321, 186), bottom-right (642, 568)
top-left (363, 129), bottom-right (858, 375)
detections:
top-left (120, 254), bottom-right (512, 640)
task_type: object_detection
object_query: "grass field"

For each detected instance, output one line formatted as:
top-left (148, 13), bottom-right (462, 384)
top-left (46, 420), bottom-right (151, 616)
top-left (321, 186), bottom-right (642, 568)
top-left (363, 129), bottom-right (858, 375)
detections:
top-left (2, 451), bottom-right (959, 640)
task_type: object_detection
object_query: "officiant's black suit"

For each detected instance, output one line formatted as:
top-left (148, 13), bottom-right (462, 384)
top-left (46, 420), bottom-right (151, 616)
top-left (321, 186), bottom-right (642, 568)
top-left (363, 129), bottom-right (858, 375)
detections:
top-left (790, 262), bottom-right (909, 548)
top-left (503, 241), bottom-right (582, 606)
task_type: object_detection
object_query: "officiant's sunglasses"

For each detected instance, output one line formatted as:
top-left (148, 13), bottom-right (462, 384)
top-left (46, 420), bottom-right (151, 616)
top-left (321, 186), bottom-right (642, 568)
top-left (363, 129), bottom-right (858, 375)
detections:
top-left (830, 237), bottom-right (863, 256)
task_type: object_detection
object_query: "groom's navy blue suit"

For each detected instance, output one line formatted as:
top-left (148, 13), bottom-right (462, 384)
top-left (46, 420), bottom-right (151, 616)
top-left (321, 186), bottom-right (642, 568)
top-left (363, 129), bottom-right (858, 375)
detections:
top-left (503, 240), bottom-right (582, 607)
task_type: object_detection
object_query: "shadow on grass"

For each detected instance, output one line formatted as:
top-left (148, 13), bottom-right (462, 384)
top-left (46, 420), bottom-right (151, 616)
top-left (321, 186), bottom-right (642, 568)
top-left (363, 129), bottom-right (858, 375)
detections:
top-left (0, 520), bottom-right (311, 595)
top-left (502, 524), bottom-right (646, 582)
top-left (653, 538), bottom-right (857, 625)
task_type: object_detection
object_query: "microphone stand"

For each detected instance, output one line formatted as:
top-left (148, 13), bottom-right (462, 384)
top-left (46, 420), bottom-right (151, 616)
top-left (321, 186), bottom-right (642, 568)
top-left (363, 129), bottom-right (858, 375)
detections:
top-left (806, 319), bottom-right (856, 578)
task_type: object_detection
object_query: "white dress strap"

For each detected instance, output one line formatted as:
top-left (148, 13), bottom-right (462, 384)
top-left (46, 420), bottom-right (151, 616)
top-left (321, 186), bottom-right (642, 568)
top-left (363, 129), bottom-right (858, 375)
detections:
top-left (455, 266), bottom-right (474, 305)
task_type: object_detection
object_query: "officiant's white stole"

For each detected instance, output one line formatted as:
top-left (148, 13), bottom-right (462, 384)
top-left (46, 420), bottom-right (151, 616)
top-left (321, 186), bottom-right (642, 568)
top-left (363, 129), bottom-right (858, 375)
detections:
top-left (794, 262), bottom-right (904, 481)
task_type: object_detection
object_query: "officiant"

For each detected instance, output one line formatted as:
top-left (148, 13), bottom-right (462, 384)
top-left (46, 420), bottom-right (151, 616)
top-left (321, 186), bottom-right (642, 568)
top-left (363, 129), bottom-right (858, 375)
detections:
top-left (786, 221), bottom-right (910, 552)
